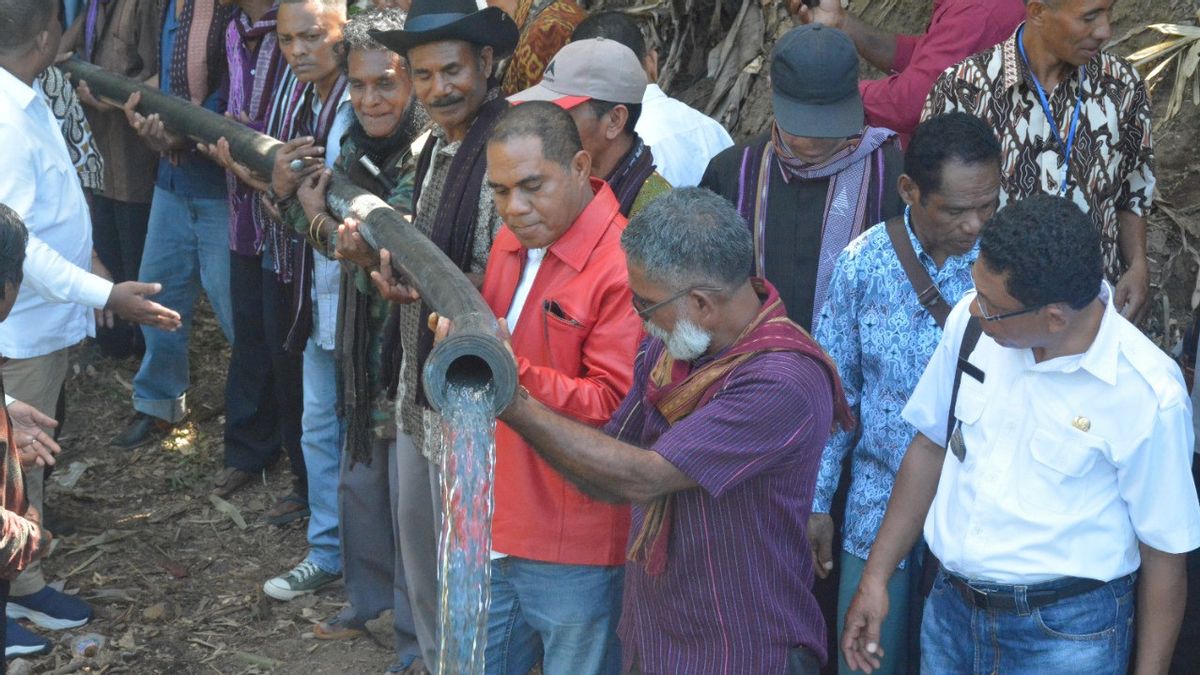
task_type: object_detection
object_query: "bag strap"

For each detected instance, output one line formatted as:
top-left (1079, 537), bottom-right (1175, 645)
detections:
top-left (885, 216), bottom-right (952, 328)
top-left (944, 316), bottom-right (983, 448)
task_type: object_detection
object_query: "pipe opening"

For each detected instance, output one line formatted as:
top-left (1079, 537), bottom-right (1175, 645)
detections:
top-left (444, 354), bottom-right (495, 397)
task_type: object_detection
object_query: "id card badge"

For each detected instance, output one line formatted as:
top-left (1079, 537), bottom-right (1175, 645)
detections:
top-left (949, 420), bottom-right (967, 462)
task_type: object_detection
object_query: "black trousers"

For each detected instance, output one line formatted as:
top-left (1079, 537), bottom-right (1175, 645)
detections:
top-left (1, 577), bottom-right (9, 674)
top-left (90, 195), bottom-right (150, 359)
top-left (1169, 458), bottom-right (1200, 674)
top-left (223, 252), bottom-right (306, 495)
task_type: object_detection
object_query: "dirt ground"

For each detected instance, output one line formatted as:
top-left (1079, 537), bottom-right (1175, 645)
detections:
top-left (14, 2), bottom-right (1200, 674)
top-left (13, 305), bottom-right (395, 674)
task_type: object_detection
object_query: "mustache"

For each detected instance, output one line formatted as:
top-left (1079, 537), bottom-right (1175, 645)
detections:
top-left (428, 94), bottom-right (465, 109)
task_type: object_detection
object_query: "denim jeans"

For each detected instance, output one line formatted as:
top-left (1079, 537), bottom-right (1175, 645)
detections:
top-left (485, 557), bottom-right (623, 675)
top-left (301, 337), bottom-right (344, 574)
top-left (921, 570), bottom-right (1135, 674)
top-left (133, 187), bottom-right (233, 422)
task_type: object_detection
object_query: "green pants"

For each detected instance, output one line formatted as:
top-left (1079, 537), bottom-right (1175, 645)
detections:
top-left (836, 551), bottom-right (914, 675)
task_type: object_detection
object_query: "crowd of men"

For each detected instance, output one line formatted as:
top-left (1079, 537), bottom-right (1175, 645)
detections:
top-left (0, 0), bottom-right (1197, 673)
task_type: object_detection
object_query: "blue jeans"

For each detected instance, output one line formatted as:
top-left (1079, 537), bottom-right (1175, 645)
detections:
top-left (921, 571), bottom-right (1135, 674)
top-left (133, 187), bottom-right (233, 422)
top-left (485, 557), bottom-right (623, 675)
top-left (301, 337), bottom-right (344, 574)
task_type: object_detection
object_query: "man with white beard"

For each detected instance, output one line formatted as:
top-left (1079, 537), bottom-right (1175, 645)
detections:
top-left (450, 186), bottom-right (855, 673)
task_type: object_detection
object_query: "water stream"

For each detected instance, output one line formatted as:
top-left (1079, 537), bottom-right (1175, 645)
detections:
top-left (435, 383), bottom-right (497, 675)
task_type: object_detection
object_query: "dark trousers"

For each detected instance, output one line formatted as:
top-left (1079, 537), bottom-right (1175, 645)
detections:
top-left (90, 195), bottom-right (150, 358)
top-left (1, 577), bottom-right (9, 674)
top-left (223, 252), bottom-right (305, 494)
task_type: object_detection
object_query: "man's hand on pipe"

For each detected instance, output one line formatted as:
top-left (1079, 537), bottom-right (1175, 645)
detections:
top-left (368, 249), bottom-right (421, 305)
top-left (75, 79), bottom-right (115, 112)
top-left (198, 134), bottom-right (270, 193)
top-left (105, 282), bottom-right (183, 331)
top-left (122, 92), bottom-right (186, 153)
top-left (335, 218), bottom-right (381, 269)
top-left (297, 169), bottom-right (333, 225)
top-left (270, 137), bottom-right (325, 200)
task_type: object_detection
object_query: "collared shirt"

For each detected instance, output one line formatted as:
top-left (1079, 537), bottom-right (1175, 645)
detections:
top-left (862, 0), bottom-right (1023, 137)
top-left (308, 90), bottom-right (355, 351)
top-left (813, 219), bottom-right (977, 564)
top-left (156, 0), bottom-right (228, 199)
top-left (607, 335), bottom-right (834, 672)
top-left (923, 27), bottom-right (1155, 281)
top-left (484, 179), bottom-right (640, 566)
top-left (64, 0), bottom-right (160, 203)
top-left (636, 84), bottom-right (733, 188)
top-left (0, 67), bottom-right (112, 359)
top-left (399, 128), bottom-right (502, 464)
top-left (903, 287), bottom-right (1200, 584)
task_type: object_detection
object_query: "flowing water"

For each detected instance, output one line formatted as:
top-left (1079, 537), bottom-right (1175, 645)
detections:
top-left (435, 383), bottom-right (497, 675)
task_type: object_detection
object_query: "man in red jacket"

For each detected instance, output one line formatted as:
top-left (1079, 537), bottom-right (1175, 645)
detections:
top-left (478, 101), bottom-right (642, 674)
top-left (792, 0), bottom-right (1024, 138)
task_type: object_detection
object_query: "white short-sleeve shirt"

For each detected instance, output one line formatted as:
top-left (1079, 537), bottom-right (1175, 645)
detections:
top-left (903, 285), bottom-right (1200, 584)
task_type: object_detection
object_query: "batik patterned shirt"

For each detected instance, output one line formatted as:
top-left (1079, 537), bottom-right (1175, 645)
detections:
top-left (500, 0), bottom-right (587, 96)
top-left (813, 219), bottom-right (977, 565)
top-left (923, 25), bottom-right (1154, 282)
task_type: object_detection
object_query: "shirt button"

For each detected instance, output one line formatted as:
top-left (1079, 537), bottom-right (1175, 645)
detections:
top-left (250, 68), bottom-right (256, 75)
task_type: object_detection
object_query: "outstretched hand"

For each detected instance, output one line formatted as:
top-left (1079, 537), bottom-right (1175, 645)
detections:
top-left (7, 400), bottom-right (60, 469)
top-left (105, 282), bottom-right (183, 331)
top-left (789, 0), bottom-right (846, 27)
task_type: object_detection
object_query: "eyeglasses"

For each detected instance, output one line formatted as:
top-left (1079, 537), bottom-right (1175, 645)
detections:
top-left (631, 285), bottom-right (724, 321)
top-left (975, 294), bottom-right (1046, 322)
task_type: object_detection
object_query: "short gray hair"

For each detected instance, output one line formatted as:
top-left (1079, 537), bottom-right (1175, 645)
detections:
top-left (621, 187), bottom-right (752, 290)
top-left (338, 8), bottom-right (405, 71)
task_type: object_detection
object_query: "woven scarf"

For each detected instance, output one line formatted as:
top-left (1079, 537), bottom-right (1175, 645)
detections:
top-left (82, 0), bottom-right (113, 63)
top-left (738, 124), bottom-right (894, 327)
top-left (338, 104), bottom-right (427, 466)
top-left (396, 89), bottom-right (508, 409)
top-left (606, 136), bottom-right (657, 218)
top-left (225, 6), bottom-right (281, 256)
top-left (626, 278), bottom-right (854, 576)
top-left (166, 0), bottom-right (233, 104)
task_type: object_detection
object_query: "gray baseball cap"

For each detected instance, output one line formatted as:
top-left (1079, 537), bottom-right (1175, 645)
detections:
top-left (509, 38), bottom-right (648, 109)
top-left (770, 25), bottom-right (864, 139)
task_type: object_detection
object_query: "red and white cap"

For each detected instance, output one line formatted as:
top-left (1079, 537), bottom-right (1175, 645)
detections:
top-left (508, 37), bottom-right (648, 109)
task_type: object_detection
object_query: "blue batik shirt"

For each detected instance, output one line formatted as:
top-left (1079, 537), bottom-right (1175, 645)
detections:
top-left (812, 213), bottom-right (977, 567)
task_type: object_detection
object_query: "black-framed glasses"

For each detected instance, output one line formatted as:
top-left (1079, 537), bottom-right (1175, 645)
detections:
top-left (632, 285), bottom-right (724, 321)
top-left (975, 294), bottom-right (1046, 322)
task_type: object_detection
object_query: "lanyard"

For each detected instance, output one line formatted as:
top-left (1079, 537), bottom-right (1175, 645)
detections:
top-left (1017, 27), bottom-right (1085, 197)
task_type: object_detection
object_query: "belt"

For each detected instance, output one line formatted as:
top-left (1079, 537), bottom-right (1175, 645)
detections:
top-left (945, 573), bottom-right (1116, 611)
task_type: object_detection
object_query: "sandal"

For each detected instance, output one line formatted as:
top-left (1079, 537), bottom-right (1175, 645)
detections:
top-left (385, 656), bottom-right (429, 674)
top-left (211, 466), bottom-right (256, 499)
top-left (314, 609), bottom-right (365, 641)
top-left (264, 492), bottom-right (310, 526)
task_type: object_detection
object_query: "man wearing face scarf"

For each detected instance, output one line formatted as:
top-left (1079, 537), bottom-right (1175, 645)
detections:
top-left (700, 24), bottom-right (904, 333)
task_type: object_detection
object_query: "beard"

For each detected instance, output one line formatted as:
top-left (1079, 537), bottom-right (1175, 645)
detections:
top-left (643, 318), bottom-right (712, 362)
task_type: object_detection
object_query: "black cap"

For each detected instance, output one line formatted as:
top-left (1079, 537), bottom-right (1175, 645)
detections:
top-left (770, 25), bottom-right (863, 139)
top-left (370, 0), bottom-right (519, 59)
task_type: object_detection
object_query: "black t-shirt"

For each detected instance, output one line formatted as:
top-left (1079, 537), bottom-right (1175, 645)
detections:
top-left (700, 133), bottom-right (905, 331)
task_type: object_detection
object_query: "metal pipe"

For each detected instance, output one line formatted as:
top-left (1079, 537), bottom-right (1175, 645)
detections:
top-left (60, 59), bottom-right (517, 414)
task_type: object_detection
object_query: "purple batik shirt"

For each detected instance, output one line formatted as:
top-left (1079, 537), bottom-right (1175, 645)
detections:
top-left (604, 337), bottom-right (834, 674)
top-left (223, 8), bottom-right (281, 256)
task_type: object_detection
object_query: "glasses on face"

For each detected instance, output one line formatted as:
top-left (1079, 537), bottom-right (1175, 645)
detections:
top-left (975, 294), bottom-right (1047, 322)
top-left (631, 286), bottom-right (723, 321)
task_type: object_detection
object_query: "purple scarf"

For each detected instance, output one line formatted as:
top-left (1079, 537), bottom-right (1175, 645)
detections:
top-left (82, 0), bottom-right (113, 63)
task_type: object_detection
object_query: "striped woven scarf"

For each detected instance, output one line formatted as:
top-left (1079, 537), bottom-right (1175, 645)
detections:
top-left (167, 0), bottom-right (233, 104)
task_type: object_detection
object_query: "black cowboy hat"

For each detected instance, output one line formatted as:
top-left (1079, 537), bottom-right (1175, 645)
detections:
top-left (370, 0), bottom-right (519, 59)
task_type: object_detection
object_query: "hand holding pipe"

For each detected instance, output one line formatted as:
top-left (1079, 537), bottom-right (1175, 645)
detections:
top-left (58, 59), bottom-right (516, 414)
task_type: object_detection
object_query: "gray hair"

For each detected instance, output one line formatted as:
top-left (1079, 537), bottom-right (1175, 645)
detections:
top-left (621, 188), bottom-right (752, 290)
top-left (0, 0), bottom-right (52, 53)
top-left (338, 8), bottom-right (405, 71)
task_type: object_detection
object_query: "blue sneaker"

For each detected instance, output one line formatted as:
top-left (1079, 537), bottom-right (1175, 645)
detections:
top-left (4, 617), bottom-right (51, 658)
top-left (7, 587), bottom-right (92, 630)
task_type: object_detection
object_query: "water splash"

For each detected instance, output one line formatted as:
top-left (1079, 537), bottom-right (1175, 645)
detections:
top-left (436, 383), bottom-right (497, 675)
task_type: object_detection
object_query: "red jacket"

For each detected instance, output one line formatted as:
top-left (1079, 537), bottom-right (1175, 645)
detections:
top-left (482, 179), bottom-right (641, 566)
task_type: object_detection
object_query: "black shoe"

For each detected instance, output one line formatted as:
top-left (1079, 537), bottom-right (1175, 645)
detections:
top-left (109, 413), bottom-right (171, 451)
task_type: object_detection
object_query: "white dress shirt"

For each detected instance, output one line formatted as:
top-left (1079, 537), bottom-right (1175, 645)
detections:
top-left (903, 285), bottom-right (1200, 584)
top-left (0, 67), bottom-right (112, 359)
top-left (309, 90), bottom-right (355, 351)
top-left (636, 84), bottom-right (733, 188)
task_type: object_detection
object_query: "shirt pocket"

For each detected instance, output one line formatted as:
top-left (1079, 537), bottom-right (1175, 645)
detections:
top-left (540, 298), bottom-right (588, 375)
top-left (1019, 426), bottom-right (1107, 515)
